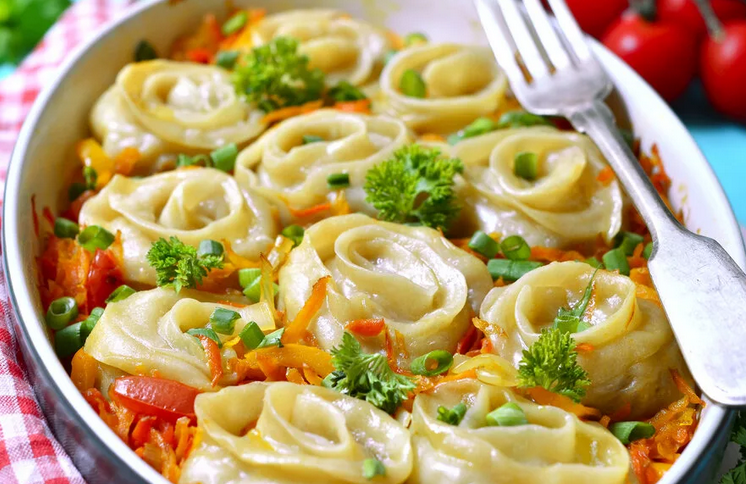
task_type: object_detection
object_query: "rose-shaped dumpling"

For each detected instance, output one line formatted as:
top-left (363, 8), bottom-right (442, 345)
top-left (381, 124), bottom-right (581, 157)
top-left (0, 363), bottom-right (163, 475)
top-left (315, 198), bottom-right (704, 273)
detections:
top-left (250, 10), bottom-right (390, 86)
top-left (409, 379), bottom-right (629, 484)
top-left (78, 168), bottom-right (277, 285)
top-left (91, 60), bottom-right (267, 170)
top-left (378, 44), bottom-right (507, 134)
top-left (478, 261), bottom-right (691, 418)
top-left (278, 214), bottom-right (493, 365)
top-left (84, 288), bottom-right (276, 391)
top-left (234, 110), bottom-right (410, 216)
top-left (452, 126), bottom-right (623, 247)
top-left (178, 382), bottom-right (413, 484)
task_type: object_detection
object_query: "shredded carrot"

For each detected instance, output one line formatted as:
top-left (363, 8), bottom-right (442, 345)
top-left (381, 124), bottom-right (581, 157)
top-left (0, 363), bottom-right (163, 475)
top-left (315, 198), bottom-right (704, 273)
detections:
top-left (42, 207), bottom-right (55, 228)
top-left (282, 276), bottom-right (330, 344)
top-left (523, 387), bottom-right (602, 420)
top-left (114, 147), bottom-right (141, 176)
top-left (636, 284), bottom-right (662, 307)
top-left (186, 48), bottom-right (214, 64)
top-left (334, 99), bottom-right (371, 114)
top-left (288, 201), bottom-right (332, 219)
top-left (597, 166), bottom-right (615, 186)
top-left (219, 9), bottom-right (266, 51)
top-left (419, 133), bottom-right (446, 142)
top-left (170, 13), bottom-right (224, 62)
top-left (670, 369), bottom-right (703, 405)
top-left (261, 100), bottom-right (324, 125)
top-left (630, 267), bottom-right (653, 287)
top-left (70, 349), bottom-right (98, 392)
top-left (609, 401), bottom-right (632, 422)
top-left (302, 366), bottom-right (323, 386)
top-left (480, 338), bottom-right (494, 354)
top-left (345, 318), bottom-right (386, 337)
top-left (599, 415), bottom-right (611, 428)
top-left (530, 246), bottom-right (585, 263)
top-left (575, 343), bottom-right (595, 354)
top-left (197, 335), bottom-right (223, 386)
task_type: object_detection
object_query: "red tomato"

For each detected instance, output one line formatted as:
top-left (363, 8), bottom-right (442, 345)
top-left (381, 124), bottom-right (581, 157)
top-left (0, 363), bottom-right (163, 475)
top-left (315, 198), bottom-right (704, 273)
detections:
top-left (701, 21), bottom-right (746, 120)
top-left (602, 13), bottom-right (698, 102)
top-left (658, 0), bottom-right (746, 39)
top-left (563, 0), bottom-right (629, 38)
top-left (86, 249), bottom-right (122, 309)
top-left (111, 376), bottom-right (200, 422)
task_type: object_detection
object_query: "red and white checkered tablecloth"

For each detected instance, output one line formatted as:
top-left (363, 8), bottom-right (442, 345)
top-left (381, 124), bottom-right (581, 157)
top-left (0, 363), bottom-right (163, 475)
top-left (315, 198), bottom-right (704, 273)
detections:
top-left (0, 1), bottom-right (134, 482)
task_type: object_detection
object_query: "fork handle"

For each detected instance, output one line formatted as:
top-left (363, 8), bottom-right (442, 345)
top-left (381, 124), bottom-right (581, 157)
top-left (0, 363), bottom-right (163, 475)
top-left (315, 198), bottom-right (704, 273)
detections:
top-left (570, 101), bottom-right (746, 407)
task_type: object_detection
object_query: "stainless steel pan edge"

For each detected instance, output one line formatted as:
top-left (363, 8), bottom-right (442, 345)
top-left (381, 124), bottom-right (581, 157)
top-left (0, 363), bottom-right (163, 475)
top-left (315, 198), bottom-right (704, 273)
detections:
top-left (2, 0), bottom-right (743, 483)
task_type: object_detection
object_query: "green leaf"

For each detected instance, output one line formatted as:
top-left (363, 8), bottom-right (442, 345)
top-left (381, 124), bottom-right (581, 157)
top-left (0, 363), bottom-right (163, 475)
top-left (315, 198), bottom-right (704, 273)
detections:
top-left (146, 237), bottom-right (224, 292)
top-left (552, 268), bottom-right (598, 334)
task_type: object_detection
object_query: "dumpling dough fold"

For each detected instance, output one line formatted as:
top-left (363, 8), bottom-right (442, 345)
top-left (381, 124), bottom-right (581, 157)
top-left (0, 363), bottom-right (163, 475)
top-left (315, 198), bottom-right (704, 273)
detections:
top-left (178, 382), bottom-right (412, 484)
top-left (78, 168), bottom-right (277, 285)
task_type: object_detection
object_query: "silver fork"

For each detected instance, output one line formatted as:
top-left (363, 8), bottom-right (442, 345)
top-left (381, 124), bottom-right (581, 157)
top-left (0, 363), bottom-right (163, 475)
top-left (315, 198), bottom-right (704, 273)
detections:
top-left (475, 0), bottom-right (746, 407)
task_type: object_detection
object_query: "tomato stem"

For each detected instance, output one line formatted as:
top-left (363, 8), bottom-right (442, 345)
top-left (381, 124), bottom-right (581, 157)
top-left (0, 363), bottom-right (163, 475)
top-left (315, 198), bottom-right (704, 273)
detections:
top-left (692, 0), bottom-right (725, 40)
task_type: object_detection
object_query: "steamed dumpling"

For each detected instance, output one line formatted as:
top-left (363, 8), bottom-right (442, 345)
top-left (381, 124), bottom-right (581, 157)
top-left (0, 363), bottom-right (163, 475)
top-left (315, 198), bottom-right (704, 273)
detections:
top-left (91, 60), bottom-right (267, 170)
top-left (409, 379), bottom-right (629, 484)
top-left (78, 168), bottom-right (277, 285)
top-left (251, 9), bottom-right (390, 86)
top-left (179, 382), bottom-right (412, 484)
top-left (277, 214), bottom-right (493, 365)
top-left (84, 288), bottom-right (276, 391)
top-left (478, 261), bottom-right (691, 418)
top-left (452, 126), bottom-right (624, 247)
top-left (234, 110), bottom-right (410, 216)
top-left (378, 43), bottom-right (507, 133)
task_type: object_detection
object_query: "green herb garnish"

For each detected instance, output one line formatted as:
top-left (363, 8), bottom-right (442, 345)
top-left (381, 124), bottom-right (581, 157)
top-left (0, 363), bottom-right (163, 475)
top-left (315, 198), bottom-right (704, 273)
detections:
top-left (146, 236), bottom-right (224, 293)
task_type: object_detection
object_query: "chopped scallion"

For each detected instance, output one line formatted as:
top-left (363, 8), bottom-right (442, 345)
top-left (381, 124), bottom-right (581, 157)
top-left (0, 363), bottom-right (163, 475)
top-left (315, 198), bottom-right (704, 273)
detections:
top-left (585, 257), bottom-right (603, 268)
top-left (210, 143), bottom-right (239, 172)
top-left (362, 458), bottom-right (386, 480)
top-left (210, 308), bottom-right (240, 335)
top-left (55, 322), bottom-right (84, 358)
top-left (614, 231), bottom-right (644, 256)
top-left (327, 172), bottom-right (350, 189)
top-left (485, 402), bottom-right (528, 427)
top-left (281, 225), bottom-right (305, 247)
top-left (45, 297), bottom-right (79, 330)
top-left (500, 235), bottom-right (531, 261)
top-left (447, 117), bottom-right (497, 145)
top-left (77, 225), bottom-right (115, 252)
top-left (328, 81), bottom-right (367, 102)
top-left (243, 277), bottom-right (279, 303)
top-left (468, 231), bottom-right (499, 258)
top-left (81, 307), bottom-right (104, 341)
top-left (404, 32), bottom-right (428, 46)
top-left (399, 69), bottom-right (426, 98)
top-left (643, 242), bottom-right (654, 259)
top-left (239, 321), bottom-right (265, 349)
top-left (514, 151), bottom-right (538, 181)
top-left (256, 327), bottom-right (284, 348)
top-left (496, 111), bottom-right (552, 129)
top-left (410, 350), bottom-right (453, 376)
top-left (134, 40), bottom-right (158, 62)
top-left (187, 327), bottom-right (222, 347)
top-left (68, 182), bottom-right (87, 202)
top-left (602, 247), bottom-right (630, 276)
top-left (216, 50), bottom-right (239, 70)
top-left (610, 421), bottom-right (655, 444)
top-left (105, 285), bottom-right (136, 303)
top-left (487, 259), bottom-right (543, 282)
top-left (176, 153), bottom-right (211, 168)
top-left (198, 239), bottom-right (224, 258)
top-left (437, 402), bottom-right (467, 425)
top-left (238, 268), bottom-right (262, 289)
top-left (54, 218), bottom-right (79, 239)
top-left (302, 135), bottom-right (324, 144)
top-left (222, 11), bottom-right (248, 36)
top-left (83, 166), bottom-right (98, 189)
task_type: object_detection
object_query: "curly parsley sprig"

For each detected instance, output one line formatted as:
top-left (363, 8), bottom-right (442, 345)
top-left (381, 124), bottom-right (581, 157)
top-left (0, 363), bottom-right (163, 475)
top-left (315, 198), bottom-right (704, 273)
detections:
top-left (517, 327), bottom-right (590, 403)
top-left (146, 237), bottom-right (224, 293)
top-left (322, 332), bottom-right (415, 414)
top-left (364, 144), bottom-right (464, 232)
top-left (721, 412), bottom-right (746, 484)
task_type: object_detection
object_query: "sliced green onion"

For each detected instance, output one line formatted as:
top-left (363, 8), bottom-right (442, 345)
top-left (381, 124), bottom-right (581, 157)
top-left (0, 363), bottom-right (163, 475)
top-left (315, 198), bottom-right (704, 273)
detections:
top-left (81, 307), bottom-right (104, 341)
top-left (437, 402), bottom-right (467, 426)
top-left (256, 327), bottom-right (284, 348)
top-left (68, 182), bottom-right (87, 202)
top-left (485, 402), bottom-right (528, 427)
top-left (302, 135), bottom-right (324, 144)
top-left (55, 322), bottom-right (84, 358)
top-left (45, 297), bottom-right (79, 330)
top-left (239, 321), bottom-right (266, 349)
top-left (187, 327), bottom-right (222, 347)
top-left (514, 151), bottom-right (538, 181)
top-left (281, 225), bottom-right (305, 247)
top-left (210, 143), bottom-right (239, 172)
top-left (243, 278), bottom-right (279, 303)
top-left (500, 235), bottom-right (531, 261)
top-left (487, 259), bottom-right (543, 282)
top-left (210, 308), bottom-right (240, 335)
top-left (105, 285), bottom-right (136, 303)
top-left (222, 11), bottom-right (248, 36)
top-left (362, 458), bottom-right (386, 480)
top-left (496, 111), bottom-right (552, 129)
top-left (198, 239), bottom-right (224, 258)
top-left (176, 153), bottom-right (211, 168)
top-left (614, 231), bottom-right (645, 256)
top-left (134, 40), bottom-right (158, 62)
top-left (77, 225), bottom-right (115, 252)
top-left (468, 231), bottom-right (499, 258)
top-left (216, 50), bottom-right (239, 69)
top-left (410, 350), bottom-right (453, 376)
top-left (383, 50), bottom-right (398, 65)
top-left (328, 81), bottom-right (367, 102)
top-left (83, 166), bottom-right (98, 189)
top-left (327, 173), bottom-right (350, 189)
top-left (447, 117), bottom-right (497, 145)
top-left (399, 69), bottom-right (426, 98)
top-left (54, 218), bottom-right (79, 239)
top-left (404, 32), bottom-right (428, 46)
top-left (643, 242), bottom-right (654, 259)
top-left (602, 247), bottom-right (630, 276)
top-left (610, 421), bottom-right (655, 444)
top-left (238, 268), bottom-right (262, 289)
top-left (585, 257), bottom-right (603, 269)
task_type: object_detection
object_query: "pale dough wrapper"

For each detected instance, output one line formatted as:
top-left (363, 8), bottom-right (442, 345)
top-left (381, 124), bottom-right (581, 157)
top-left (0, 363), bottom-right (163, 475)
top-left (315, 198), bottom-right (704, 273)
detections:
top-left (478, 261), bottom-right (692, 418)
top-left (278, 214), bottom-right (493, 366)
top-left (179, 382), bottom-right (412, 484)
top-left (78, 168), bottom-right (277, 285)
